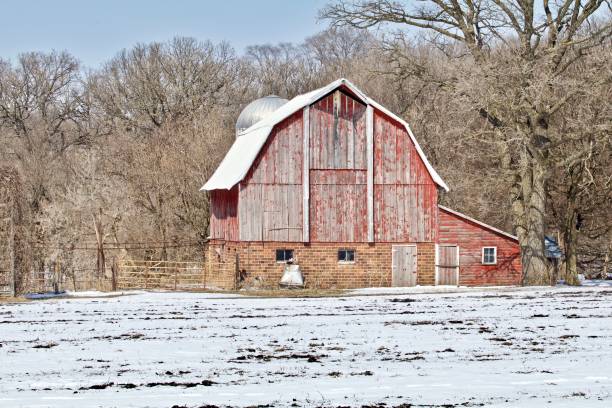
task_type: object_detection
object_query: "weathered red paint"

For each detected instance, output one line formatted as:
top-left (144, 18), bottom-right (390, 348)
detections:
top-left (239, 110), bottom-right (304, 242)
top-left (310, 91), bottom-right (367, 170)
top-left (438, 207), bottom-right (522, 286)
top-left (207, 83), bottom-right (523, 287)
top-left (211, 90), bottom-right (441, 244)
top-left (209, 186), bottom-right (239, 241)
top-left (373, 110), bottom-right (438, 242)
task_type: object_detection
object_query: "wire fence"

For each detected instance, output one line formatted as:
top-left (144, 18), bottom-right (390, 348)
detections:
top-left (0, 238), bottom-right (219, 295)
top-left (117, 260), bottom-right (207, 290)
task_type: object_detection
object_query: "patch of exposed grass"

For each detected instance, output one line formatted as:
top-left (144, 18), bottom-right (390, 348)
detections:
top-left (0, 296), bottom-right (29, 304)
top-left (234, 288), bottom-right (347, 298)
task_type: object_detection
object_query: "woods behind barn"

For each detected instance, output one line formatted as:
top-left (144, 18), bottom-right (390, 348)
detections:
top-left (0, 1), bottom-right (610, 292)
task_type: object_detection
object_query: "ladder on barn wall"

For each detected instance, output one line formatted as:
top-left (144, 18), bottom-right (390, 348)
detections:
top-left (0, 200), bottom-right (16, 297)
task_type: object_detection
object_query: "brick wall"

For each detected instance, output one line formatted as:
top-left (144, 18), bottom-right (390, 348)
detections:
top-left (206, 240), bottom-right (436, 289)
top-left (416, 243), bottom-right (435, 285)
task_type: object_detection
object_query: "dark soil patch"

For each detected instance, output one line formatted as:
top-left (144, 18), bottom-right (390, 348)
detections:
top-left (144, 379), bottom-right (216, 388)
top-left (32, 342), bottom-right (58, 349)
top-left (79, 382), bottom-right (114, 390)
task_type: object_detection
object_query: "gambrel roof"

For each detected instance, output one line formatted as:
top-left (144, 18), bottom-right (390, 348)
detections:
top-left (201, 78), bottom-right (449, 192)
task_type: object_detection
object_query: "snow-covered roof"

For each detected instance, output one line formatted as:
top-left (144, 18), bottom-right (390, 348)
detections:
top-left (201, 78), bottom-right (449, 191)
top-left (439, 205), bottom-right (518, 241)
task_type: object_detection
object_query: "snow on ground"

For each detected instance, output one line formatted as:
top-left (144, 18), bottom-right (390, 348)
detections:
top-left (1, 288), bottom-right (611, 407)
top-left (347, 285), bottom-right (522, 296)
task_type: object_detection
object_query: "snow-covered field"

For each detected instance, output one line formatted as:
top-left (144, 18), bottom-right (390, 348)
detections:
top-left (1, 287), bottom-right (612, 407)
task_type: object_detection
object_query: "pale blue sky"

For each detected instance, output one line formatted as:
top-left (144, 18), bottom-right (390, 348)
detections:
top-left (2, 0), bottom-right (328, 68)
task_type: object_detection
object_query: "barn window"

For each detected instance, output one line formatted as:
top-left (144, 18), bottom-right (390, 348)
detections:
top-left (482, 247), bottom-right (497, 265)
top-left (275, 249), bottom-right (294, 263)
top-left (338, 249), bottom-right (355, 263)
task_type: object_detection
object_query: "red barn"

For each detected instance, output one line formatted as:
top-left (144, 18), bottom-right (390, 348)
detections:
top-left (202, 79), bottom-right (521, 289)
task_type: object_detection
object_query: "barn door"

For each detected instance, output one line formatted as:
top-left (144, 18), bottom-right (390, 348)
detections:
top-left (392, 245), bottom-right (417, 287)
top-left (436, 245), bottom-right (459, 285)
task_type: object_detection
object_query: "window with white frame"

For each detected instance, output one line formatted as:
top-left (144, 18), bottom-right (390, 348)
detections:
top-left (338, 249), bottom-right (355, 263)
top-left (482, 247), bottom-right (497, 265)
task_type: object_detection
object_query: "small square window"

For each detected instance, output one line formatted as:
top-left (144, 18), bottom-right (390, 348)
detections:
top-left (276, 249), bottom-right (294, 263)
top-left (338, 249), bottom-right (355, 263)
top-left (482, 247), bottom-right (497, 265)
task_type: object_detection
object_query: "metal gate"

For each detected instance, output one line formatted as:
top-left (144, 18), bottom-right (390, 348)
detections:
top-left (436, 245), bottom-right (459, 285)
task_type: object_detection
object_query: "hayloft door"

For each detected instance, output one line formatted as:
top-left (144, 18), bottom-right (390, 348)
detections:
top-left (392, 245), bottom-right (417, 287)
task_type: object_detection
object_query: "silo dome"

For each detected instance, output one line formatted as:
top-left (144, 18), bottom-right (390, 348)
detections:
top-left (236, 95), bottom-right (288, 137)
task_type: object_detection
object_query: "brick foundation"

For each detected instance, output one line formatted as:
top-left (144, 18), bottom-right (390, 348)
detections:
top-left (205, 240), bottom-right (436, 290)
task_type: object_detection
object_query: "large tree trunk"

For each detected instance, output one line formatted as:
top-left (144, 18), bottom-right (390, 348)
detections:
top-left (563, 206), bottom-right (581, 285)
top-left (518, 148), bottom-right (550, 286)
top-left (603, 239), bottom-right (610, 280)
top-left (93, 209), bottom-right (106, 279)
top-left (564, 228), bottom-right (580, 285)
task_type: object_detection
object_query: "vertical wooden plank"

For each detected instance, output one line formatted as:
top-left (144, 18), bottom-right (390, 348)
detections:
top-left (397, 185), bottom-right (405, 242)
top-left (410, 185), bottom-right (417, 242)
top-left (303, 106), bottom-right (310, 242)
top-left (330, 184), bottom-right (337, 241)
top-left (456, 245), bottom-right (460, 286)
top-left (326, 95), bottom-right (333, 169)
top-left (417, 185), bottom-right (425, 241)
top-left (254, 183), bottom-right (263, 241)
top-left (392, 246), bottom-right (398, 286)
top-left (410, 246), bottom-right (418, 286)
top-left (347, 96), bottom-right (354, 169)
top-left (366, 105), bottom-right (374, 242)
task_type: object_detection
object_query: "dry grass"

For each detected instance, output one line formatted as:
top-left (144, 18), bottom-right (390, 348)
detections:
top-left (179, 287), bottom-right (348, 298)
top-left (0, 296), bottom-right (29, 304)
top-left (233, 288), bottom-right (348, 298)
top-left (0, 289), bottom-right (349, 303)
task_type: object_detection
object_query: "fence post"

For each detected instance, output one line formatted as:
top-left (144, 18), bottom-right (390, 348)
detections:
top-left (174, 264), bottom-right (178, 291)
top-left (53, 260), bottom-right (60, 294)
top-left (202, 245), bottom-right (207, 290)
top-left (111, 257), bottom-right (118, 291)
top-left (145, 264), bottom-right (149, 289)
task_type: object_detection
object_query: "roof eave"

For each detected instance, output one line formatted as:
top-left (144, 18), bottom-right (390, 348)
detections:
top-left (439, 205), bottom-right (518, 241)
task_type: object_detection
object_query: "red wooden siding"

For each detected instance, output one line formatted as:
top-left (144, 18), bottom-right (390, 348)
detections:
top-left (245, 111), bottom-right (303, 184)
top-left (239, 111), bottom-right (304, 242)
top-left (438, 207), bottom-right (522, 286)
top-left (373, 184), bottom-right (437, 242)
top-left (373, 111), bottom-right (437, 242)
top-left (309, 91), bottom-right (367, 170)
top-left (310, 170), bottom-right (368, 242)
top-left (308, 91), bottom-right (369, 242)
top-left (209, 186), bottom-right (239, 241)
top-left (213, 90), bottom-right (439, 244)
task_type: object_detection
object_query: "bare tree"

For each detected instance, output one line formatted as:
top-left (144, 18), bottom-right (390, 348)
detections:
top-left (88, 37), bottom-right (239, 132)
top-left (245, 43), bottom-right (322, 97)
top-left (322, 0), bottom-right (612, 285)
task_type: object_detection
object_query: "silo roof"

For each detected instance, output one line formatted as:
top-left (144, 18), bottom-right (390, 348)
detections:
top-left (235, 95), bottom-right (288, 135)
